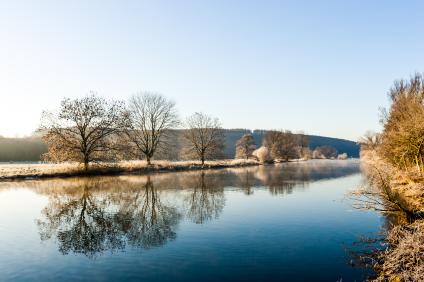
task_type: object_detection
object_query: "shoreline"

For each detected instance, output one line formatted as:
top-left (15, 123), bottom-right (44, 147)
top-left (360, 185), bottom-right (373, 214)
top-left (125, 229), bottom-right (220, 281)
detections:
top-left (0, 159), bottom-right (261, 182)
top-left (361, 150), bottom-right (424, 215)
top-left (0, 158), bottom-right (351, 182)
top-left (361, 150), bottom-right (424, 281)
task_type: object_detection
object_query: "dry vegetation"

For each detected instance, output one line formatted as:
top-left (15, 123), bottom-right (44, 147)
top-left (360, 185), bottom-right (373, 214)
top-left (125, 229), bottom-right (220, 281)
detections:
top-left (373, 219), bottom-right (424, 282)
top-left (359, 74), bottom-right (424, 281)
top-left (360, 151), bottom-right (424, 281)
top-left (0, 159), bottom-right (259, 180)
top-left (361, 150), bottom-right (424, 214)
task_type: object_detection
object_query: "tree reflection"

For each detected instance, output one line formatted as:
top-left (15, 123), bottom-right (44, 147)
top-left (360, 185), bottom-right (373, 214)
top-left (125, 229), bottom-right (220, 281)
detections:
top-left (37, 181), bottom-right (124, 257)
top-left (9, 160), bottom-right (363, 258)
top-left (115, 177), bottom-right (181, 248)
top-left (253, 165), bottom-right (307, 195)
top-left (36, 177), bottom-right (181, 257)
top-left (237, 169), bottom-right (255, 195)
top-left (184, 172), bottom-right (225, 224)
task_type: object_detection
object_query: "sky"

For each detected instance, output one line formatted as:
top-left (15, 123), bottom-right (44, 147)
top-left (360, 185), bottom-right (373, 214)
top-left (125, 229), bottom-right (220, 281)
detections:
top-left (1, 0), bottom-right (424, 141)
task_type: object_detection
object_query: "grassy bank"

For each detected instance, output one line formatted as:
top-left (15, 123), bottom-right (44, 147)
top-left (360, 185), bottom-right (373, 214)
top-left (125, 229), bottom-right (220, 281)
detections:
top-left (361, 150), bottom-right (424, 281)
top-left (0, 159), bottom-right (260, 181)
top-left (361, 150), bottom-right (424, 214)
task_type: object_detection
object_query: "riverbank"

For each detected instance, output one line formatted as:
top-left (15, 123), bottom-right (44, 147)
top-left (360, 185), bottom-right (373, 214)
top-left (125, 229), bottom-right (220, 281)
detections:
top-left (0, 159), bottom-right (260, 181)
top-left (361, 150), bottom-right (424, 214)
top-left (361, 150), bottom-right (424, 281)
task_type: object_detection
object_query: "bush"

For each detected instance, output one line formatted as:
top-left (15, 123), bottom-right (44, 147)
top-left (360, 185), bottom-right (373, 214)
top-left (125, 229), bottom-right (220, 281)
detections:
top-left (252, 146), bottom-right (272, 163)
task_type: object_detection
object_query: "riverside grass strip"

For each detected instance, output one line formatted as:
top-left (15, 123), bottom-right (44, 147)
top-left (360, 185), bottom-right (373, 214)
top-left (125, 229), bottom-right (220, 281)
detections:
top-left (0, 159), bottom-right (260, 181)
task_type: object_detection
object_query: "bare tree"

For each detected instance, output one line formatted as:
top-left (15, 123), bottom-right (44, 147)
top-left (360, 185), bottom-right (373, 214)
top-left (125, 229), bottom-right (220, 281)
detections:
top-left (263, 130), bottom-right (299, 161)
top-left (40, 94), bottom-right (124, 171)
top-left (235, 133), bottom-right (256, 159)
top-left (183, 112), bottom-right (224, 165)
top-left (122, 92), bottom-right (179, 165)
top-left (312, 145), bottom-right (338, 159)
top-left (296, 133), bottom-right (310, 159)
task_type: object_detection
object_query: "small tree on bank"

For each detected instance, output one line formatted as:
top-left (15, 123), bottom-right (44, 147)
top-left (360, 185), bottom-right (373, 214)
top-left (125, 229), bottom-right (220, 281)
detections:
top-left (40, 94), bottom-right (124, 171)
top-left (183, 112), bottom-right (224, 165)
top-left (312, 145), bottom-right (338, 159)
top-left (122, 92), bottom-right (179, 165)
top-left (296, 133), bottom-right (310, 159)
top-left (263, 130), bottom-right (299, 161)
top-left (235, 134), bottom-right (256, 159)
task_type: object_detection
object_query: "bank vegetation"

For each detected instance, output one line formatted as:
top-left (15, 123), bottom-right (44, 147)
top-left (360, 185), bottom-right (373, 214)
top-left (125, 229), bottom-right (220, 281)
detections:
top-left (360, 74), bottom-right (424, 281)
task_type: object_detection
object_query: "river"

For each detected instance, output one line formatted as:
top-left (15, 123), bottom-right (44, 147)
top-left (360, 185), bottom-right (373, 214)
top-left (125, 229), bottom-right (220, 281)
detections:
top-left (0, 160), bottom-right (386, 281)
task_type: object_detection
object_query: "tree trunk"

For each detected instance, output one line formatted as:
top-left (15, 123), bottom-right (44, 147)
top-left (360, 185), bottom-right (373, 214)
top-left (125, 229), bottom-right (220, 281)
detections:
top-left (84, 160), bottom-right (89, 172)
top-left (147, 156), bottom-right (151, 165)
top-left (201, 155), bottom-right (205, 166)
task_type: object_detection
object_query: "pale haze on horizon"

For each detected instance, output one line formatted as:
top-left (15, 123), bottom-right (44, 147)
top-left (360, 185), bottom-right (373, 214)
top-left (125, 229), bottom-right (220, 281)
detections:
top-left (1, 0), bottom-right (424, 141)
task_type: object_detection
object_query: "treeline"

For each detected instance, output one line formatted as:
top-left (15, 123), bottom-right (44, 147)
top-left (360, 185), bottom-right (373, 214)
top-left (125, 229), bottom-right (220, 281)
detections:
top-left (0, 93), bottom-right (355, 164)
top-left (225, 130), bottom-right (357, 159)
top-left (0, 135), bottom-right (47, 162)
top-left (0, 130), bottom-right (356, 163)
top-left (34, 92), bottom-right (351, 171)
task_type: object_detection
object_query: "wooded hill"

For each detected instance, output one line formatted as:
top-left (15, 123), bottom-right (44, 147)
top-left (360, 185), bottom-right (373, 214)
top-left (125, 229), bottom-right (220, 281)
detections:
top-left (0, 130), bottom-right (359, 162)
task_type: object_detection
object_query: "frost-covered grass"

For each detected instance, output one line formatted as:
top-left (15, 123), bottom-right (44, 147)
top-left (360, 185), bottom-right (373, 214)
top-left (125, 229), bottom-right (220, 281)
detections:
top-left (361, 149), bottom-right (424, 213)
top-left (361, 149), bottom-right (424, 281)
top-left (373, 219), bottom-right (424, 282)
top-left (0, 159), bottom-right (259, 180)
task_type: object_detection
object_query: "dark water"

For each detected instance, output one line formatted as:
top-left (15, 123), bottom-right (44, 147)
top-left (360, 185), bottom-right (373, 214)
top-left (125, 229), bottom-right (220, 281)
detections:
top-left (0, 160), bottom-right (384, 282)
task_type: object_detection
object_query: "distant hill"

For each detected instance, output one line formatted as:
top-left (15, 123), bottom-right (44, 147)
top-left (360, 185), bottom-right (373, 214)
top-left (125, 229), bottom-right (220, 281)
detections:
top-left (0, 130), bottom-right (359, 162)
top-left (0, 136), bottom-right (47, 162)
top-left (307, 135), bottom-right (359, 158)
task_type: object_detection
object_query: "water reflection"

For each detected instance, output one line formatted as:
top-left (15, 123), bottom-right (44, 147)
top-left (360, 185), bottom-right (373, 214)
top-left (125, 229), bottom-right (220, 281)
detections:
top-left (35, 177), bottom-right (181, 257)
top-left (1, 160), bottom-right (361, 258)
top-left (38, 180), bottom-right (125, 257)
top-left (114, 177), bottom-right (181, 249)
top-left (183, 172), bottom-right (225, 224)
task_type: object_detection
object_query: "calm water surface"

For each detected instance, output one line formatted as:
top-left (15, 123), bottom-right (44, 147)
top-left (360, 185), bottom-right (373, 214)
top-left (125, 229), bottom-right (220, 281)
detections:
top-left (0, 160), bottom-right (384, 281)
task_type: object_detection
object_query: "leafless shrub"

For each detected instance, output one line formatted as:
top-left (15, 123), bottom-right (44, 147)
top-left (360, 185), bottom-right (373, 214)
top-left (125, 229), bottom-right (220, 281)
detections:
top-left (252, 146), bottom-right (272, 163)
top-left (312, 145), bottom-right (338, 159)
top-left (352, 150), bottom-right (403, 213)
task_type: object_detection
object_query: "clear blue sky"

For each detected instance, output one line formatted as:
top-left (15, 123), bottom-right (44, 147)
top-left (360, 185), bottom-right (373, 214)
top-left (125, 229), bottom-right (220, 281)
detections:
top-left (1, 0), bottom-right (423, 140)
